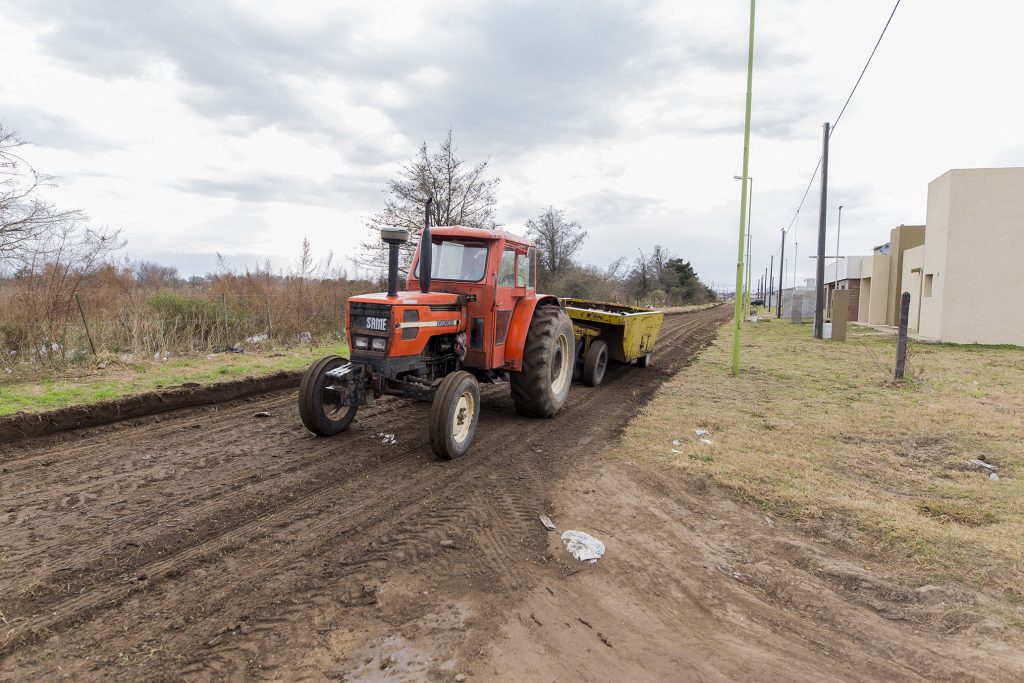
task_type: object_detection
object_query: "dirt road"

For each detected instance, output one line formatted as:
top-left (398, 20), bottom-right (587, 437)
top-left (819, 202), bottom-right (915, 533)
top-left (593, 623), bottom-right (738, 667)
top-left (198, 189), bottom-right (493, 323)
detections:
top-left (7, 303), bottom-right (1016, 682)
top-left (1, 306), bottom-right (729, 681)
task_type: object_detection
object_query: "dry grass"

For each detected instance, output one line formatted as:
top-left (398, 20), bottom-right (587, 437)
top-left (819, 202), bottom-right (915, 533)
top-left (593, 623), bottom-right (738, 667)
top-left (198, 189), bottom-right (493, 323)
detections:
top-left (616, 315), bottom-right (1024, 613)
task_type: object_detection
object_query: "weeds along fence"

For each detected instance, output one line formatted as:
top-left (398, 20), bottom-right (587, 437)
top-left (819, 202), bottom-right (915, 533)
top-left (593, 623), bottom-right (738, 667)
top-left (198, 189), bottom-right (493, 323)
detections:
top-left (0, 279), bottom-right (375, 370)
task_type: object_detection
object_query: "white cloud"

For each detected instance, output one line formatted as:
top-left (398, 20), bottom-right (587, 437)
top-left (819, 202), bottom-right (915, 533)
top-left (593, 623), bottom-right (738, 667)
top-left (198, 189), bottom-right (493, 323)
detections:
top-left (0, 0), bottom-right (1022, 288)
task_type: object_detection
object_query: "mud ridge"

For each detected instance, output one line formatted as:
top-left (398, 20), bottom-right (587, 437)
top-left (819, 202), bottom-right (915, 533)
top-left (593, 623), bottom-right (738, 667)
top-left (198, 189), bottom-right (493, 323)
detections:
top-left (0, 370), bottom-right (302, 444)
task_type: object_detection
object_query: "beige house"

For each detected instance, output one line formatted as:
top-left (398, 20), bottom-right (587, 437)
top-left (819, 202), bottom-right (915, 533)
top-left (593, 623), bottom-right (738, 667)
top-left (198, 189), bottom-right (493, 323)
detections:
top-left (857, 168), bottom-right (1024, 345)
top-left (901, 244), bottom-right (925, 332)
top-left (858, 251), bottom-right (889, 324)
top-left (884, 225), bottom-right (926, 326)
top-left (858, 225), bottom-right (925, 325)
top-left (916, 168), bottom-right (1024, 345)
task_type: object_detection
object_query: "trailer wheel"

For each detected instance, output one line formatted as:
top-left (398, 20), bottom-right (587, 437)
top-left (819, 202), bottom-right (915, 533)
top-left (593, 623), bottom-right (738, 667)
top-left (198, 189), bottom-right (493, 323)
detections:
top-left (572, 339), bottom-right (585, 383)
top-left (582, 339), bottom-right (609, 387)
top-left (636, 352), bottom-right (652, 368)
top-left (298, 355), bottom-right (358, 436)
top-left (510, 305), bottom-right (575, 418)
top-left (430, 371), bottom-right (480, 459)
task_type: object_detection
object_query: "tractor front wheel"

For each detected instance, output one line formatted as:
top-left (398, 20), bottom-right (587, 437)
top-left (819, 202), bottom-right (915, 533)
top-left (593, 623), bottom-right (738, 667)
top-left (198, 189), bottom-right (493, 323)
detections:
top-left (298, 355), bottom-right (358, 436)
top-left (430, 371), bottom-right (481, 460)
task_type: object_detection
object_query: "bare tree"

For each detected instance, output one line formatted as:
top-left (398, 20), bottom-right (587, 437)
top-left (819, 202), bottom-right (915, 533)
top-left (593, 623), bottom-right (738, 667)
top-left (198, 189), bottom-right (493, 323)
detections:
top-left (360, 130), bottom-right (500, 271)
top-left (1, 125), bottom-right (87, 269)
top-left (133, 260), bottom-right (181, 288)
top-left (525, 206), bottom-right (588, 286)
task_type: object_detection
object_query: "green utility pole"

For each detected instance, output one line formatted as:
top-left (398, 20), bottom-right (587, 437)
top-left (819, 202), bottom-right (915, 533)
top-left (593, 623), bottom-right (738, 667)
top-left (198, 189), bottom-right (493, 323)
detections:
top-left (731, 0), bottom-right (756, 376)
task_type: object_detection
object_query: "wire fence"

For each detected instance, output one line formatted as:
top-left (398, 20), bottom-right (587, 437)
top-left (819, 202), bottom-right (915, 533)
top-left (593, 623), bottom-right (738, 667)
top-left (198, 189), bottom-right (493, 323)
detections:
top-left (1, 288), bottom-right (359, 371)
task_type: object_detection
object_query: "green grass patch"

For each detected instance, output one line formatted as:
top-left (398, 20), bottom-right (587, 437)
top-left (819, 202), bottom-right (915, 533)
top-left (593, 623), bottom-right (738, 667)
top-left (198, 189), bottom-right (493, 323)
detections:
top-left (0, 343), bottom-right (347, 415)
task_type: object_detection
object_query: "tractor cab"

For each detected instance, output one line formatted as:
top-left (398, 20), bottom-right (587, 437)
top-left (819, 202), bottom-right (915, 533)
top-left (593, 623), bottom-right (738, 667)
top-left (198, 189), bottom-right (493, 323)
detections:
top-left (406, 226), bottom-right (538, 371)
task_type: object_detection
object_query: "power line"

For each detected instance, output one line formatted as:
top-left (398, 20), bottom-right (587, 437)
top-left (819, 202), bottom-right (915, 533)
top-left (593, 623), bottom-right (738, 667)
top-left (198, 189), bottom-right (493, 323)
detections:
top-left (778, 0), bottom-right (903, 240)
top-left (831, 0), bottom-right (903, 136)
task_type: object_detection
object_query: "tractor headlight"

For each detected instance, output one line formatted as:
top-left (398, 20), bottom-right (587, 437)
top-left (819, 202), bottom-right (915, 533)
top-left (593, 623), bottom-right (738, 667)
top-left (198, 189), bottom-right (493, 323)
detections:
top-left (371, 337), bottom-right (387, 351)
top-left (353, 335), bottom-right (369, 350)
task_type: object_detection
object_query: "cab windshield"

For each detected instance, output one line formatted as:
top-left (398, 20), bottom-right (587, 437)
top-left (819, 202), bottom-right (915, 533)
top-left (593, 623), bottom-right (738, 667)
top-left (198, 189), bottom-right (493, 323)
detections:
top-left (415, 238), bottom-right (488, 282)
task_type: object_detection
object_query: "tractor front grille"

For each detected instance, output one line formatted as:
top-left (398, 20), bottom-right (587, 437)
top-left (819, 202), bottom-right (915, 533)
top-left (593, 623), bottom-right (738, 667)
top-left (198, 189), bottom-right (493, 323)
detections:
top-left (349, 302), bottom-right (392, 333)
top-left (349, 302), bottom-right (392, 356)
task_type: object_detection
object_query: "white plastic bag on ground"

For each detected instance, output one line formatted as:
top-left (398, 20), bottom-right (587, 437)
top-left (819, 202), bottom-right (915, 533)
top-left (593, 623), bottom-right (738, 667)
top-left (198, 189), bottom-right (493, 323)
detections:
top-left (561, 530), bottom-right (606, 562)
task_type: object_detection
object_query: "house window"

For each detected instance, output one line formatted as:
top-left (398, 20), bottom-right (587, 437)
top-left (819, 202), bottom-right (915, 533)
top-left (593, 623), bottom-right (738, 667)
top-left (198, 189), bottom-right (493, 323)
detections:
top-left (924, 274), bottom-right (934, 297)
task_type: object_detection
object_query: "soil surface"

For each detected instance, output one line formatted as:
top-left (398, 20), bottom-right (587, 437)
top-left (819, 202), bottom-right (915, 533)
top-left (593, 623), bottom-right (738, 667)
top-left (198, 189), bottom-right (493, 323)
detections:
top-left (2, 304), bottom-right (1019, 682)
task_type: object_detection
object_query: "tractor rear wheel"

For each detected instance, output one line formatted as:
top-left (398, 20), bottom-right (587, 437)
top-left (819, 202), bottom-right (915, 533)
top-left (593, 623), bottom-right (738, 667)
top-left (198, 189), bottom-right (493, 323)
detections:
top-left (510, 305), bottom-right (575, 418)
top-left (298, 355), bottom-right (358, 436)
top-left (582, 339), bottom-right (609, 387)
top-left (430, 371), bottom-right (480, 459)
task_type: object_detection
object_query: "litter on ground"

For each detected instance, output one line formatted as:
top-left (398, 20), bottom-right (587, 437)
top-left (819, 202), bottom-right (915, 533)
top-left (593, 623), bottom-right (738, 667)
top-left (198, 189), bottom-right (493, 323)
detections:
top-left (540, 515), bottom-right (557, 531)
top-left (561, 530), bottom-right (606, 562)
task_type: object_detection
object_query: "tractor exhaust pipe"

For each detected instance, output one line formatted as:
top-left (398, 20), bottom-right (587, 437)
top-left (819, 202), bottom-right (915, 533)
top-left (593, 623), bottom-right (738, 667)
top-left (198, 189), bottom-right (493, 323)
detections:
top-left (380, 227), bottom-right (410, 298)
top-left (420, 197), bottom-right (432, 294)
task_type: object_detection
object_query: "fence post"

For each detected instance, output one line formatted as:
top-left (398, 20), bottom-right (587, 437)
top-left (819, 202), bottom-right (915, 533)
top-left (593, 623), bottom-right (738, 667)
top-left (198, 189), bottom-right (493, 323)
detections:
top-left (74, 293), bottom-right (97, 355)
top-left (221, 294), bottom-right (230, 347)
top-left (894, 291), bottom-right (911, 380)
top-left (264, 293), bottom-right (272, 338)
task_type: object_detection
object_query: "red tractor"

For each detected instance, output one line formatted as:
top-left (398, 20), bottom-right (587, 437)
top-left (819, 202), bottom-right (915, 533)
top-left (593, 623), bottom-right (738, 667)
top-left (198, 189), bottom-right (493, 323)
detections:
top-left (298, 201), bottom-right (575, 459)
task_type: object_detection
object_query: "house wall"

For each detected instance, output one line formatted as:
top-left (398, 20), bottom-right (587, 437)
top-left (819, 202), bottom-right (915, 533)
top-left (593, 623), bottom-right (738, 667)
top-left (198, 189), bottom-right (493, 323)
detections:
top-left (858, 254), bottom-right (890, 324)
top-left (918, 173), bottom-right (951, 340)
top-left (885, 225), bottom-right (926, 326)
top-left (902, 245), bottom-right (925, 332)
top-left (846, 279), bottom-right (861, 321)
top-left (925, 168), bottom-right (1024, 345)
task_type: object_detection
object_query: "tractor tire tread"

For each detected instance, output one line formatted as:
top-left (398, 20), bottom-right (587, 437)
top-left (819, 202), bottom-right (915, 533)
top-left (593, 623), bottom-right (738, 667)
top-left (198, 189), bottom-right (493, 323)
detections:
top-left (510, 305), bottom-right (574, 418)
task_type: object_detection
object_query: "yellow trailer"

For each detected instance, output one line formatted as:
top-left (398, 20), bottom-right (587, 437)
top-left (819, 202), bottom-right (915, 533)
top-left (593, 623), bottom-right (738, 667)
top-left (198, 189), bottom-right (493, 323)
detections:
top-left (561, 298), bottom-right (665, 387)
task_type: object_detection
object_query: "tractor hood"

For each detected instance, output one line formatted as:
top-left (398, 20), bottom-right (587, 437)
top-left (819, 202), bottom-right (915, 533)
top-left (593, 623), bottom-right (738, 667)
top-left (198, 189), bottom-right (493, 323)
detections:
top-left (348, 291), bottom-right (461, 307)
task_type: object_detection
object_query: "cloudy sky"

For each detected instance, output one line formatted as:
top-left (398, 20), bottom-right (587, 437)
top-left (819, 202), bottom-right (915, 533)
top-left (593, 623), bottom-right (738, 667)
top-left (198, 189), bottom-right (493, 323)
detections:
top-left (1, 0), bottom-right (1021, 289)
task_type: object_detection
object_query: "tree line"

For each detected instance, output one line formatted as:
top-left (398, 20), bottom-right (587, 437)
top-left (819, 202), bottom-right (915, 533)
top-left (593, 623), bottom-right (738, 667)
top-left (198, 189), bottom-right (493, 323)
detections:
top-left (0, 124), bottom-right (714, 370)
top-left (360, 131), bottom-right (716, 307)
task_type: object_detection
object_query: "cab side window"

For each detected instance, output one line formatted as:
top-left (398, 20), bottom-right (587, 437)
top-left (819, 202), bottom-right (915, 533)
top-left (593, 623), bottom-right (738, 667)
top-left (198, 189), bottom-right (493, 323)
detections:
top-left (516, 251), bottom-right (530, 287)
top-left (498, 248), bottom-right (516, 286)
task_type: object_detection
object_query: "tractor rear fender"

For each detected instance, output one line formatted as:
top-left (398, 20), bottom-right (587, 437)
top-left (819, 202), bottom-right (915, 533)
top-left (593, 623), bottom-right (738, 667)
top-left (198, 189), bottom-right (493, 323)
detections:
top-left (504, 295), bottom-right (560, 372)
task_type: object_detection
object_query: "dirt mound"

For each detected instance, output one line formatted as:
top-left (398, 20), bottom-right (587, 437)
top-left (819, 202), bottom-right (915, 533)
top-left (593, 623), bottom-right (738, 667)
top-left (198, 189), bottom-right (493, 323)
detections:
top-left (0, 370), bottom-right (301, 444)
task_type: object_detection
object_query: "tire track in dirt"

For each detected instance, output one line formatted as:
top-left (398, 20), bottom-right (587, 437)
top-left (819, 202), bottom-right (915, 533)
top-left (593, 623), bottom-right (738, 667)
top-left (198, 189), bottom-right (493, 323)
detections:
top-left (0, 305), bottom-right (731, 680)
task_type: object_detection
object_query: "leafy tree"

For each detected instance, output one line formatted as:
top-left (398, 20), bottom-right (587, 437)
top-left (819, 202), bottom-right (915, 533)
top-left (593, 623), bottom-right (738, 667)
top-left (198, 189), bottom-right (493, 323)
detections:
top-left (627, 246), bottom-right (716, 306)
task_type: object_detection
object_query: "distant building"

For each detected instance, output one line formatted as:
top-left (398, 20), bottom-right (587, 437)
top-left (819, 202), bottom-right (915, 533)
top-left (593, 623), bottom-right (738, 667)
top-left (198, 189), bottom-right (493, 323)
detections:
top-left (858, 225), bottom-right (924, 326)
top-left (823, 255), bottom-right (866, 321)
top-left (781, 278), bottom-right (817, 320)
